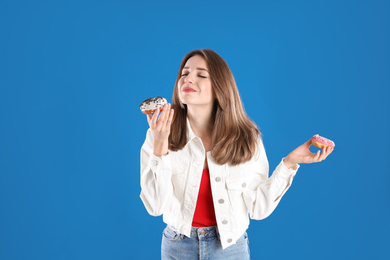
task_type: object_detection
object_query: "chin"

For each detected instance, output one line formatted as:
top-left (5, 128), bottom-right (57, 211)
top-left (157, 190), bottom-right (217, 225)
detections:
top-left (178, 95), bottom-right (190, 105)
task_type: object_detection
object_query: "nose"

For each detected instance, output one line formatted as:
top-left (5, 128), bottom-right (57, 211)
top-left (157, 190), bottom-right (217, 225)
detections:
top-left (184, 72), bottom-right (194, 83)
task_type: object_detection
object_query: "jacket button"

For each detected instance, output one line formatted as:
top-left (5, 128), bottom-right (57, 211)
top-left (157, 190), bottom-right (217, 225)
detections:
top-left (218, 199), bottom-right (224, 204)
top-left (242, 183), bottom-right (247, 188)
top-left (227, 238), bottom-right (232, 243)
top-left (215, 177), bottom-right (221, 182)
top-left (222, 220), bottom-right (228, 224)
top-left (151, 160), bottom-right (158, 166)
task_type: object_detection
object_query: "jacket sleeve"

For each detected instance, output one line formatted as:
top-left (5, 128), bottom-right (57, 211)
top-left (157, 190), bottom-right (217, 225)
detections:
top-left (242, 138), bottom-right (300, 220)
top-left (139, 128), bottom-right (173, 216)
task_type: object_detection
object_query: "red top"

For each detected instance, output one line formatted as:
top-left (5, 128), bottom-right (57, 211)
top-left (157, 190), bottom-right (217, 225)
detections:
top-left (192, 169), bottom-right (217, 227)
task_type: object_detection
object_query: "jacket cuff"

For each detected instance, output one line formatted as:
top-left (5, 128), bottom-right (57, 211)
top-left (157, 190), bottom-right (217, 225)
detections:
top-left (279, 157), bottom-right (300, 177)
top-left (148, 152), bottom-right (172, 173)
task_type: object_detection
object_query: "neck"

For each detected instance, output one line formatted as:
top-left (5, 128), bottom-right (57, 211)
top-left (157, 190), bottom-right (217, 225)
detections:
top-left (187, 104), bottom-right (214, 139)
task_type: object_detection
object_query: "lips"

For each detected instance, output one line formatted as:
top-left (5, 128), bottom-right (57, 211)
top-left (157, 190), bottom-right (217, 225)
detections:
top-left (182, 87), bottom-right (196, 92)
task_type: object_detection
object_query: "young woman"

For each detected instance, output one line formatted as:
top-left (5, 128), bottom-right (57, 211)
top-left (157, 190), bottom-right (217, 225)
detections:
top-left (140, 49), bottom-right (333, 259)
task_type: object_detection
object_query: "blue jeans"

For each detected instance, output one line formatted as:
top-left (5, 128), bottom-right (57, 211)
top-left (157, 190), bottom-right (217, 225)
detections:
top-left (161, 225), bottom-right (250, 260)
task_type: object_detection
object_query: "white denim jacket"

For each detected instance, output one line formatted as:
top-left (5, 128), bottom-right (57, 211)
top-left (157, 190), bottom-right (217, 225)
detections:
top-left (140, 118), bottom-right (300, 249)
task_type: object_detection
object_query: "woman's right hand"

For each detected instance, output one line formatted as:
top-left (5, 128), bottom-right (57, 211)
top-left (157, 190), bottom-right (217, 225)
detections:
top-left (146, 103), bottom-right (175, 156)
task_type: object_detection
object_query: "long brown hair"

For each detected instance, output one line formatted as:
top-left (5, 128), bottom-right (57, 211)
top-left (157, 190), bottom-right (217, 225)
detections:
top-left (169, 49), bottom-right (261, 166)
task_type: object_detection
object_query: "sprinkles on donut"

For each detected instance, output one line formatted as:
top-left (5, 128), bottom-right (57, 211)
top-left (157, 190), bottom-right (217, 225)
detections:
top-left (311, 134), bottom-right (335, 149)
top-left (140, 96), bottom-right (167, 115)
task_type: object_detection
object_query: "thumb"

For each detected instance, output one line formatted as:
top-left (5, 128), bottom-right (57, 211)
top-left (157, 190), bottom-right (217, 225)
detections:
top-left (305, 139), bottom-right (312, 147)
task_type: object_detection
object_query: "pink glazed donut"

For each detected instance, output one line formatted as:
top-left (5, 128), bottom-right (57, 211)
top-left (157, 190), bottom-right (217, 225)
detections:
top-left (311, 134), bottom-right (335, 149)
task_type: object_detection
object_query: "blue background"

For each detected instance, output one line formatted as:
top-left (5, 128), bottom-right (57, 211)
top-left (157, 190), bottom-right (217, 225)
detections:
top-left (1, 0), bottom-right (389, 259)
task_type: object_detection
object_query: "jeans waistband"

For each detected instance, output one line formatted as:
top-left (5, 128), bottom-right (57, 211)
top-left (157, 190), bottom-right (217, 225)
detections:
top-left (190, 226), bottom-right (219, 239)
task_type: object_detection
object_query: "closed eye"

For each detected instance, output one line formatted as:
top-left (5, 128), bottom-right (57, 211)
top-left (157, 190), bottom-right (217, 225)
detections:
top-left (181, 74), bottom-right (207, 78)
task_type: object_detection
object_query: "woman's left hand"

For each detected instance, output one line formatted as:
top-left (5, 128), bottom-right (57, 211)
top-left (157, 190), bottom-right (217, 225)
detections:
top-left (284, 139), bottom-right (334, 168)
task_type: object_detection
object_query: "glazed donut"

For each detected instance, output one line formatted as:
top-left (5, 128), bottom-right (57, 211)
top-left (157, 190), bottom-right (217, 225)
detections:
top-left (139, 96), bottom-right (167, 115)
top-left (311, 134), bottom-right (335, 149)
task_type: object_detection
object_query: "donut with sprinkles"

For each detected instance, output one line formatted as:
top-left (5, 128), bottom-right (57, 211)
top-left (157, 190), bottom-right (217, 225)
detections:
top-left (140, 97), bottom-right (167, 115)
top-left (311, 134), bottom-right (335, 149)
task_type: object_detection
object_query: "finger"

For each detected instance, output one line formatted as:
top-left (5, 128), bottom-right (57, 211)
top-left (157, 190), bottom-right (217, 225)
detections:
top-left (148, 110), bottom-right (159, 130)
top-left (315, 150), bottom-right (321, 161)
top-left (146, 113), bottom-right (152, 125)
top-left (155, 104), bottom-right (170, 131)
top-left (151, 107), bottom-right (160, 124)
top-left (321, 146), bottom-right (332, 161)
top-left (324, 146), bottom-right (334, 159)
top-left (160, 103), bottom-right (170, 123)
top-left (166, 107), bottom-right (174, 128)
top-left (319, 147), bottom-right (327, 161)
top-left (156, 104), bottom-right (169, 130)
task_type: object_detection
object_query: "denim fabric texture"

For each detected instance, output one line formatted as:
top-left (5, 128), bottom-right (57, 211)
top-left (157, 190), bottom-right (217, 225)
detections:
top-left (161, 225), bottom-right (250, 260)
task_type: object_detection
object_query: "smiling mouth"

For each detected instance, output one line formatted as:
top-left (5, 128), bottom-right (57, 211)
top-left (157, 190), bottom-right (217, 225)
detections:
top-left (182, 87), bottom-right (196, 92)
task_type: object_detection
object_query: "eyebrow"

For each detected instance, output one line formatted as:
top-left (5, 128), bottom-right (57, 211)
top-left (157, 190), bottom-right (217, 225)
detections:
top-left (182, 67), bottom-right (209, 72)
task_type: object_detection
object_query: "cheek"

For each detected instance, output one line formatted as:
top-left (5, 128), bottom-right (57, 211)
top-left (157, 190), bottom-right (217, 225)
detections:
top-left (206, 84), bottom-right (213, 98)
top-left (177, 88), bottom-right (184, 103)
top-left (177, 80), bottom-right (183, 94)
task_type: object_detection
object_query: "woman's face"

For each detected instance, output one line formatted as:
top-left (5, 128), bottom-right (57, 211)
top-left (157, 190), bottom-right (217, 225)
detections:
top-left (178, 55), bottom-right (214, 108)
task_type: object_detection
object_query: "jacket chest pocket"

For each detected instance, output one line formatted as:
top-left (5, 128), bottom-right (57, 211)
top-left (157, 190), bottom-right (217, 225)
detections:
top-left (225, 176), bottom-right (248, 212)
